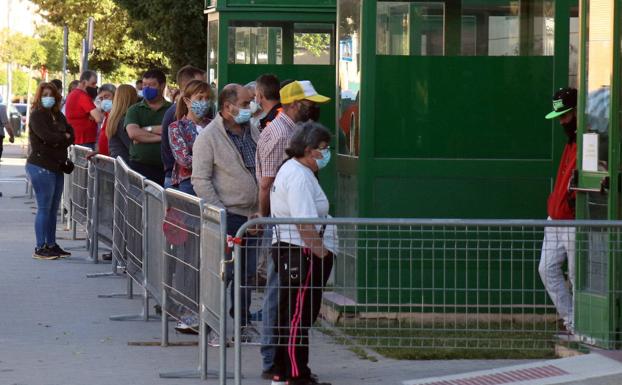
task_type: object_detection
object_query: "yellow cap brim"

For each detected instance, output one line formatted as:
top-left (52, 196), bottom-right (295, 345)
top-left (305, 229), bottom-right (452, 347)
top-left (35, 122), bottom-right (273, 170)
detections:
top-left (304, 94), bottom-right (331, 104)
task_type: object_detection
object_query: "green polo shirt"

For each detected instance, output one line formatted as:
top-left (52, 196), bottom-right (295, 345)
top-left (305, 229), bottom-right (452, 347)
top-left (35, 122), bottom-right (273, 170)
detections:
top-left (124, 99), bottom-right (172, 166)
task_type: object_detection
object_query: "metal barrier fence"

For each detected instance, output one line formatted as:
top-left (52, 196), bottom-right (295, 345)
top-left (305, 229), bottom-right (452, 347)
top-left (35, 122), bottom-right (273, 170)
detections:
top-left (231, 218), bottom-right (622, 385)
top-left (70, 145), bottom-right (92, 240)
top-left (87, 154), bottom-right (115, 264)
top-left (61, 147), bottom-right (73, 230)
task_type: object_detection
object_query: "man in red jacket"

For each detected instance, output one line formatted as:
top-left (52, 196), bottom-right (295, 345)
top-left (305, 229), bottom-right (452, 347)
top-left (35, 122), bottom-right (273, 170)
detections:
top-left (539, 88), bottom-right (578, 334)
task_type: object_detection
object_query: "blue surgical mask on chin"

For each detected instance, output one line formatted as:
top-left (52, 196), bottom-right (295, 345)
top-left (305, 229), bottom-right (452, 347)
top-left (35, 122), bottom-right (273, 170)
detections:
top-left (315, 148), bottom-right (331, 169)
top-left (234, 107), bottom-right (252, 124)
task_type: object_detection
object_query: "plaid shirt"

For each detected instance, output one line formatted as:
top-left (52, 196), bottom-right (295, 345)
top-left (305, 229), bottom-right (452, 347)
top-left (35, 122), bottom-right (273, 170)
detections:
top-left (226, 124), bottom-right (257, 176)
top-left (255, 112), bottom-right (296, 181)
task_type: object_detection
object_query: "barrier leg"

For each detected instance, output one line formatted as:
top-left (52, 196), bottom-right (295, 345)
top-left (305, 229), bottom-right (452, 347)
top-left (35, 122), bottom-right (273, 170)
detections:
top-left (97, 270), bottom-right (133, 298)
top-left (89, 254), bottom-right (123, 278)
top-left (161, 288), bottom-right (169, 347)
top-left (109, 286), bottom-right (158, 322)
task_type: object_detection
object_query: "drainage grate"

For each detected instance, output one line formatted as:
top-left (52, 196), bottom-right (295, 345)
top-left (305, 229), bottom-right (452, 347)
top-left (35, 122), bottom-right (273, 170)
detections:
top-left (419, 365), bottom-right (569, 385)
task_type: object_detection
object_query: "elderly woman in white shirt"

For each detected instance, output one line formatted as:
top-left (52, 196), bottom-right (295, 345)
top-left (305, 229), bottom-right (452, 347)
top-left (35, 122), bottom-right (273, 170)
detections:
top-left (269, 121), bottom-right (336, 385)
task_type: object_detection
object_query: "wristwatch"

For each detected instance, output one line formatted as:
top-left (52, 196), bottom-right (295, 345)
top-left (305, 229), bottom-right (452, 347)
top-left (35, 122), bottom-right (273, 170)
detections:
top-left (145, 126), bottom-right (153, 132)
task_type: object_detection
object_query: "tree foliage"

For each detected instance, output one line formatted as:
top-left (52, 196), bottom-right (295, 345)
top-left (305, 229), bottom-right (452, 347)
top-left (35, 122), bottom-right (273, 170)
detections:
top-left (295, 33), bottom-right (331, 57)
top-left (113, 0), bottom-right (206, 75)
top-left (30, 0), bottom-right (168, 76)
top-left (0, 29), bottom-right (47, 68)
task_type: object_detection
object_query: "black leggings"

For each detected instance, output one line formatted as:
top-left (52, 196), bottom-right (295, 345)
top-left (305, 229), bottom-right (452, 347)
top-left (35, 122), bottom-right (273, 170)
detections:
top-left (271, 242), bottom-right (333, 380)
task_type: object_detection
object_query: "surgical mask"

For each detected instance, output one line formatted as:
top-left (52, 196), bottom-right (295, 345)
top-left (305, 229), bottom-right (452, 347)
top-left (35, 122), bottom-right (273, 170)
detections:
top-left (142, 86), bottom-right (158, 101)
top-left (190, 100), bottom-right (210, 118)
top-left (101, 99), bottom-right (113, 112)
top-left (86, 86), bottom-right (98, 99)
top-left (234, 107), bottom-right (252, 124)
top-left (41, 96), bottom-right (56, 109)
top-left (250, 100), bottom-right (261, 114)
top-left (315, 148), bottom-right (331, 169)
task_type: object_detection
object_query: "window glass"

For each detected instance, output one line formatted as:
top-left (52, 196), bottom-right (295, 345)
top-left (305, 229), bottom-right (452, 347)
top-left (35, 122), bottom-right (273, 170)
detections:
top-left (376, 2), bottom-right (445, 56)
top-left (294, 23), bottom-right (334, 65)
top-left (208, 20), bottom-right (219, 87)
top-left (376, 1), bottom-right (555, 56)
top-left (338, 0), bottom-right (361, 156)
top-left (583, 0), bottom-right (612, 171)
top-left (228, 26), bottom-right (283, 65)
top-left (569, 5), bottom-right (579, 88)
top-left (228, 22), bottom-right (334, 65)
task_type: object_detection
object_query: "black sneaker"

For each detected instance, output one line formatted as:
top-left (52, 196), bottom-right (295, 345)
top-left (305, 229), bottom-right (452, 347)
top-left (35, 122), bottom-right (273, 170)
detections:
top-left (101, 252), bottom-right (112, 261)
top-left (33, 247), bottom-right (59, 260)
top-left (48, 243), bottom-right (71, 257)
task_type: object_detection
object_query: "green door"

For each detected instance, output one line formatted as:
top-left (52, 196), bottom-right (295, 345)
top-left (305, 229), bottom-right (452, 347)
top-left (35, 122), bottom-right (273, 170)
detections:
top-left (574, 0), bottom-right (621, 348)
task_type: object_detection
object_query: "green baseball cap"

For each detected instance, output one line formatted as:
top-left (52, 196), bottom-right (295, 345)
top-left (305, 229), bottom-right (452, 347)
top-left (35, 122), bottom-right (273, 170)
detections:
top-left (545, 88), bottom-right (577, 119)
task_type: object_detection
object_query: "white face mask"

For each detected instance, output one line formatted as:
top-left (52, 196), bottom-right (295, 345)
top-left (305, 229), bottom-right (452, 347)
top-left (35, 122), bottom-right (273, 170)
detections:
top-left (250, 100), bottom-right (261, 114)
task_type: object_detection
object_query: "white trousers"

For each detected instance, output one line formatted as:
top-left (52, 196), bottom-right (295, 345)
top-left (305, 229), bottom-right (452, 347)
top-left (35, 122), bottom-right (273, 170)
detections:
top-left (538, 219), bottom-right (575, 327)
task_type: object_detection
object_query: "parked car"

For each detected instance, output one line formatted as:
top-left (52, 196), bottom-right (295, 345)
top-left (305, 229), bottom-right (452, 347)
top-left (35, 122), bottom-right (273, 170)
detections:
top-left (13, 103), bottom-right (28, 137)
top-left (0, 103), bottom-right (23, 137)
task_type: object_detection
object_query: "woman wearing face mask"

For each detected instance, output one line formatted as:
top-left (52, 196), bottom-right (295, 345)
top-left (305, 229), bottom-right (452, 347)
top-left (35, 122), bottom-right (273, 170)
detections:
top-left (107, 85), bottom-right (138, 162)
top-left (26, 82), bottom-right (75, 260)
top-left (94, 84), bottom-right (116, 155)
top-left (245, 81), bottom-right (266, 132)
top-left (269, 122), bottom-right (336, 385)
top-left (168, 80), bottom-right (213, 195)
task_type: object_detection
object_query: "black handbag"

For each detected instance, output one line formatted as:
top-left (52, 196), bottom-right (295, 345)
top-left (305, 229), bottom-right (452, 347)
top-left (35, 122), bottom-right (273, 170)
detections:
top-left (59, 159), bottom-right (75, 174)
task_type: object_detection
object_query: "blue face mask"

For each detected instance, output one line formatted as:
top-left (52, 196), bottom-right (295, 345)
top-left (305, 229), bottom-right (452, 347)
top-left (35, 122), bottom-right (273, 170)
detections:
top-left (234, 107), bottom-right (252, 124)
top-left (190, 100), bottom-right (210, 118)
top-left (315, 148), bottom-right (331, 169)
top-left (142, 86), bottom-right (158, 101)
top-left (101, 99), bottom-right (113, 112)
top-left (41, 96), bottom-right (56, 109)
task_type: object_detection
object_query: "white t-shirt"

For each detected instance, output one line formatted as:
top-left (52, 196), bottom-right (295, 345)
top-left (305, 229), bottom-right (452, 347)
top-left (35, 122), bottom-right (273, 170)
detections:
top-left (270, 158), bottom-right (338, 254)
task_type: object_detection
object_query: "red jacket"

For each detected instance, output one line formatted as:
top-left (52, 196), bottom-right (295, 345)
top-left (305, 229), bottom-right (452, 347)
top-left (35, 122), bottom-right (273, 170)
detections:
top-left (547, 142), bottom-right (577, 219)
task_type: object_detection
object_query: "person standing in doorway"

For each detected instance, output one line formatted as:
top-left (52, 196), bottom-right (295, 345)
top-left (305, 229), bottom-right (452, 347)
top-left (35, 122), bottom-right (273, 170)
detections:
top-left (540, 87), bottom-right (578, 334)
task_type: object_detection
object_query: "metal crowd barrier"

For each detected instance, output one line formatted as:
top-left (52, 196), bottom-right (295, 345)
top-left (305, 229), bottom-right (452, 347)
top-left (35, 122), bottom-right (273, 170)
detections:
top-left (70, 145), bottom-right (92, 241)
top-left (110, 166), bottom-right (157, 321)
top-left (61, 147), bottom-right (73, 230)
top-left (160, 189), bottom-right (206, 378)
top-left (87, 154), bottom-right (116, 267)
top-left (231, 218), bottom-right (622, 385)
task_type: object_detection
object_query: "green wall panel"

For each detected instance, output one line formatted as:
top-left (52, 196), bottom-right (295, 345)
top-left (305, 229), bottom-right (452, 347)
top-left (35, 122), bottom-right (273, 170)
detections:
top-left (373, 56), bottom-right (554, 160)
top-left (372, 175), bottom-right (550, 219)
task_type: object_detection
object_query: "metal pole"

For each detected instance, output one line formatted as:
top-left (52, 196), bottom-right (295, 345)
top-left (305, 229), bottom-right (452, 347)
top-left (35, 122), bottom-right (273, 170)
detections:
top-left (219, 212), bottom-right (228, 385)
top-left (90, 162), bottom-right (100, 263)
top-left (234, 242), bottom-right (242, 385)
top-left (62, 25), bottom-right (68, 96)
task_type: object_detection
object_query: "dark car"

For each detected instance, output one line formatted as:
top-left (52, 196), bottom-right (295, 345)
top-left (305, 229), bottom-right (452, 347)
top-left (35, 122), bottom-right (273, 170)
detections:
top-left (1, 103), bottom-right (23, 137)
top-left (13, 103), bottom-right (28, 137)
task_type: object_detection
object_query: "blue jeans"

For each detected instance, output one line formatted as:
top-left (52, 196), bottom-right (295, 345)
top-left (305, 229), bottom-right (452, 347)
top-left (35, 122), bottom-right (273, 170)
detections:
top-left (26, 163), bottom-right (64, 248)
top-left (260, 226), bottom-right (278, 370)
top-left (175, 179), bottom-right (196, 196)
top-left (163, 175), bottom-right (173, 189)
top-left (226, 213), bottom-right (257, 326)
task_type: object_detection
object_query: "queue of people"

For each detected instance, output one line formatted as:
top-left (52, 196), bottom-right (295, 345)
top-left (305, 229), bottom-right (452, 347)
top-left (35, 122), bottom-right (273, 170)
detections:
top-left (18, 63), bottom-right (582, 385)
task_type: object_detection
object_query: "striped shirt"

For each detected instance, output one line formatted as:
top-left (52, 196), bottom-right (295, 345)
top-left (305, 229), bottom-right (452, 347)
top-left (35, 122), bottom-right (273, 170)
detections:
top-left (255, 112), bottom-right (297, 181)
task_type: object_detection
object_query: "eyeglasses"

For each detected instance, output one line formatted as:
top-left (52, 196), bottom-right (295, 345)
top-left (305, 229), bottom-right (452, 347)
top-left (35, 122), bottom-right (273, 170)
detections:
top-left (316, 145), bottom-right (330, 151)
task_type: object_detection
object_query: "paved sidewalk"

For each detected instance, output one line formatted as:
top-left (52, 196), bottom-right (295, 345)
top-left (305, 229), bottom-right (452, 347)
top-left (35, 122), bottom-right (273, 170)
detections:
top-left (1, 147), bottom-right (618, 385)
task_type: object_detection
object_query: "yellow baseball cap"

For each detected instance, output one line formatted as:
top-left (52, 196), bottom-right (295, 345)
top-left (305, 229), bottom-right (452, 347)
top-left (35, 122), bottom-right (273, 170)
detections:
top-left (280, 80), bottom-right (331, 105)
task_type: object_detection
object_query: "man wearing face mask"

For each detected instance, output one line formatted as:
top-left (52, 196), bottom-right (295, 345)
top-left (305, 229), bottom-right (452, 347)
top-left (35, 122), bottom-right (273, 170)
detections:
top-left (539, 87), bottom-right (578, 335)
top-left (192, 84), bottom-right (260, 340)
top-left (255, 74), bottom-right (282, 131)
top-left (125, 69), bottom-right (171, 185)
top-left (64, 70), bottom-right (104, 149)
top-left (254, 80), bottom-right (329, 379)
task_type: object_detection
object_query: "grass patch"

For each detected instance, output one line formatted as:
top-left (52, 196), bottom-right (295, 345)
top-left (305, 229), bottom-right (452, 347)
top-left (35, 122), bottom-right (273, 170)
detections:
top-left (326, 319), bottom-right (559, 360)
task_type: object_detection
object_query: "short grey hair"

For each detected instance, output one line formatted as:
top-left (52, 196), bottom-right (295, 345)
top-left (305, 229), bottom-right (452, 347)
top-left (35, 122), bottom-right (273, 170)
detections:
top-left (285, 121), bottom-right (332, 158)
top-left (244, 81), bottom-right (256, 91)
top-left (98, 83), bottom-right (116, 95)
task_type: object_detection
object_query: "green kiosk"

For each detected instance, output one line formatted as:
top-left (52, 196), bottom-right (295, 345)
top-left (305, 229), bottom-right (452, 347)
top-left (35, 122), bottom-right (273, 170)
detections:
top-left (574, 0), bottom-right (621, 348)
top-left (204, 0), bottom-right (338, 201)
top-left (332, 0), bottom-right (585, 322)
